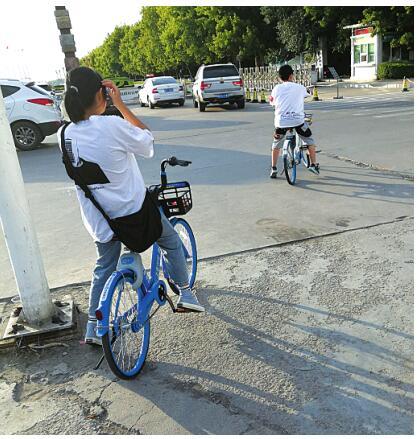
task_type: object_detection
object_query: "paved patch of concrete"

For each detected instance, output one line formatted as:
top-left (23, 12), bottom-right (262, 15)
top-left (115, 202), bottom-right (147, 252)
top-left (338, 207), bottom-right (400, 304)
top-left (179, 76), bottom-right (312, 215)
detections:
top-left (0, 218), bottom-right (412, 434)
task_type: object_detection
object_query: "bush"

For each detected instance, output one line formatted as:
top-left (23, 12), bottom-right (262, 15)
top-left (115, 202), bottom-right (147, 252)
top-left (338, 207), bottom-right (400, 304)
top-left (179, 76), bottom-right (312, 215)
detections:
top-left (377, 62), bottom-right (414, 79)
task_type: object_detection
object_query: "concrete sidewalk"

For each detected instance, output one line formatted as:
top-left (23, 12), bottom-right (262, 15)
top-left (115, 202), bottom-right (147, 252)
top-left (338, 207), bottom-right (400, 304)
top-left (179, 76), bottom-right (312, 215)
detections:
top-left (0, 217), bottom-right (413, 434)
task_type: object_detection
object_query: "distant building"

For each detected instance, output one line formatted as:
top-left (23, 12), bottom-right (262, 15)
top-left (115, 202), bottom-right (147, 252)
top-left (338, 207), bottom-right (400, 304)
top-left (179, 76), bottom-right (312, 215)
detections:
top-left (344, 23), bottom-right (414, 81)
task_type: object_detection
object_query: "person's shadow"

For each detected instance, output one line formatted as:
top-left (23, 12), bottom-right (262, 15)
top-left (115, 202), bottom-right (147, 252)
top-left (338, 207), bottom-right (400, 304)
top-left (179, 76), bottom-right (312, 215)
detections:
top-left (96, 286), bottom-right (413, 435)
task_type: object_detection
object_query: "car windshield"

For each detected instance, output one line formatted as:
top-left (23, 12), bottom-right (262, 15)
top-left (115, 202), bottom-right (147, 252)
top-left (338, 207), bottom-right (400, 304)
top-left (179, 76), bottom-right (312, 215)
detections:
top-left (152, 77), bottom-right (177, 86)
top-left (203, 66), bottom-right (239, 79)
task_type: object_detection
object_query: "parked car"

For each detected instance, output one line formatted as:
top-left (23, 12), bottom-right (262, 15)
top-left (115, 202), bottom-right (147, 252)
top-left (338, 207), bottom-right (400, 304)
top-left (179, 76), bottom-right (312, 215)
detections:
top-left (192, 63), bottom-right (245, 112)
top-left (1, 79), bottom-right (62, 150)
top-left (138, 76), bottom-right (184, 109)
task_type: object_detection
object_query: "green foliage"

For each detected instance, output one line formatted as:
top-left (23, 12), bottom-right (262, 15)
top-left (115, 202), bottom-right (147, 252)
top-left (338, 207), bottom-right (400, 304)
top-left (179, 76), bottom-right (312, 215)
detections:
top-left (377, 62), bottom-right (414, 79)
top-left (80, 25), bottom-right (129, 77)
top-left (80, 6), bottom-right (414, 77)
top-left (362, 6), bottom-right (414, 49)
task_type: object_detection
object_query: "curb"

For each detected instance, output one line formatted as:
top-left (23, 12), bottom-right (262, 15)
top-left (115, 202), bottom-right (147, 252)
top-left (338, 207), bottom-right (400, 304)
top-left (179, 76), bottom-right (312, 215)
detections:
top-left (316, 82), bottom-right (413, 89)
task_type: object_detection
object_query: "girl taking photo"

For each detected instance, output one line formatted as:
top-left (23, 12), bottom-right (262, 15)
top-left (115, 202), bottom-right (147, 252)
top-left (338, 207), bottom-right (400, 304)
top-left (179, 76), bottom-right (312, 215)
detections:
top-left (59, 67), bottom-right (204, 345)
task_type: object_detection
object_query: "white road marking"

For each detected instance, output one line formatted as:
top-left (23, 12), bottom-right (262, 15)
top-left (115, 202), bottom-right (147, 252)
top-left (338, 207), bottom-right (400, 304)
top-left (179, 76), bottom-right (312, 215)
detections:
top-left (374, 112), bottom-right (413, 119)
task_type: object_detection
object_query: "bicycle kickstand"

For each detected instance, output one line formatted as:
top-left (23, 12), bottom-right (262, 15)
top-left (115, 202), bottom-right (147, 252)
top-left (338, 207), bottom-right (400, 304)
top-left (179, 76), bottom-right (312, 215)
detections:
top-left (93, 333), bottom-right (117, 370)
top-left (164, 293), bottom-right (178, 313)
top-left (94, 355), bottom-right (105, 371)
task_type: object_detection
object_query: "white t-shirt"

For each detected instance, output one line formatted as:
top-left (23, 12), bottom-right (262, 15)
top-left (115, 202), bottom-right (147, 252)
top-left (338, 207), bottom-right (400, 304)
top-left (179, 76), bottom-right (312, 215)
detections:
top-left (270, 81), bottom-right (309, 128)
top-left (58, 115), bottom-right (154, 243)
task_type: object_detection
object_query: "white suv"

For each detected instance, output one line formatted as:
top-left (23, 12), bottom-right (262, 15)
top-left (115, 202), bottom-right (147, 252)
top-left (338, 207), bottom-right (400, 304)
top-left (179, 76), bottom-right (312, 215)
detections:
top-left (1, 79), bottom-right (62, 150)
top-left (192, 63), bottom-right (245, 112)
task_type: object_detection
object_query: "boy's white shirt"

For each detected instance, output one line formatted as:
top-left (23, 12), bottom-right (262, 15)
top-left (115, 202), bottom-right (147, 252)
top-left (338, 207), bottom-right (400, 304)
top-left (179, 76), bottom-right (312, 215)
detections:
top-left (58, 115), bottom-right (154, 243)
top-left (270, 81), bottom-right (309, 128)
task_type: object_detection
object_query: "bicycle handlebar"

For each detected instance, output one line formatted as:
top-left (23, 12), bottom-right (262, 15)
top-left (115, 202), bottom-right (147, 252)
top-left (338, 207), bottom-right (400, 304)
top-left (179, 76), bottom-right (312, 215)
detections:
top-left (160, 156), bottom-right (192, 188)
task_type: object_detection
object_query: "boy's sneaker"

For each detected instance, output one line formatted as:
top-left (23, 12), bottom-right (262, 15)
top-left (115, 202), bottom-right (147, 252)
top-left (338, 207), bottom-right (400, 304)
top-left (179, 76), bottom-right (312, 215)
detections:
top-left (308, 163), bottom-right (320, 175)
top-left (177, 288), bottom-right (205, 312)
top-left (270, 167), bottom-right (278, 179)
top-left (84, 319), bottom-right (102, 346)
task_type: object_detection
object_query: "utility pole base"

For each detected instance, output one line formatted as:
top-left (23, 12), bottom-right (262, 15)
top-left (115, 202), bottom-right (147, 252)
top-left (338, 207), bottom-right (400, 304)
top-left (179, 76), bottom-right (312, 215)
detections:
top-left (2, 297), bottom-right (75, 341)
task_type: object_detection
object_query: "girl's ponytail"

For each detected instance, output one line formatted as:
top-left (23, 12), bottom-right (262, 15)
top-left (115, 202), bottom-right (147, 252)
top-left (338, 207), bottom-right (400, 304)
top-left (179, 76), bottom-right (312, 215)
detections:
top-left (64, 67), bottom-right (103, 123)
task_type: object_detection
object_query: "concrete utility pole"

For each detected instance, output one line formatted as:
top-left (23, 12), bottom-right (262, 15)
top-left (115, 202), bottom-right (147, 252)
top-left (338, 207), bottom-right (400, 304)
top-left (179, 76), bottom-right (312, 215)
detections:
top-left (54, 6), bottom-right (80, 72)
top-left (0, 89), bottom-right (54, 325)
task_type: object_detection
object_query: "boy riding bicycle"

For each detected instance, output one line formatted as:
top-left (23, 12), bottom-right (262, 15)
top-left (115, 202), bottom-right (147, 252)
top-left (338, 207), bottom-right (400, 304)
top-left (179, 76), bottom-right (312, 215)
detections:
top-left (269, 64), bottom-right (320, 178)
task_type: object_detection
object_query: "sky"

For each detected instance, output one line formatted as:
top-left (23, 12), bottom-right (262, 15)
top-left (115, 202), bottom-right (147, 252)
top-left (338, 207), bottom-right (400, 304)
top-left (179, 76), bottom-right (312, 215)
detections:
top-left (0, 0), bottom-right (141, 82)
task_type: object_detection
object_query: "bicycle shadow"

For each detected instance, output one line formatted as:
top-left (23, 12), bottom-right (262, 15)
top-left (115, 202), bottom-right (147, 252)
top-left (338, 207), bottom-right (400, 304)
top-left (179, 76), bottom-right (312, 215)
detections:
top-left (107, 286), bottom-right (413, 434)
top-left (294, 166), bottom-right (413, 205)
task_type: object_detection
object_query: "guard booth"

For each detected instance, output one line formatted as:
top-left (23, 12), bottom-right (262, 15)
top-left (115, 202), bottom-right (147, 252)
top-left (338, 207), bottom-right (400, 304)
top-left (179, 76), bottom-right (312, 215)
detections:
top-left (344, 23), bottom-right (414, 81)
top-left (344, 24), bottom-right (379, 80)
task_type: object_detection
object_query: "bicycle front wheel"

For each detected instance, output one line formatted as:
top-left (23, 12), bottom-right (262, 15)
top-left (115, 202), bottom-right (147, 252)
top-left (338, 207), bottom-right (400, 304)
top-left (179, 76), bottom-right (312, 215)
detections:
top-left (300, 148), bottom-right (311, 168)
top-left (164, 218), bottom-right (197, 294)
top-left (283, 149), bottom-right (297, 185)
top-left (101, 272), bottom-right (150, 380)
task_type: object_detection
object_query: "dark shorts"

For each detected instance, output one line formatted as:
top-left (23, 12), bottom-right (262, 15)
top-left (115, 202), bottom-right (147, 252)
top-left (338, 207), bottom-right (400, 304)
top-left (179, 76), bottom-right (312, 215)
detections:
top-left (272, 123), bottom-right (315, 149)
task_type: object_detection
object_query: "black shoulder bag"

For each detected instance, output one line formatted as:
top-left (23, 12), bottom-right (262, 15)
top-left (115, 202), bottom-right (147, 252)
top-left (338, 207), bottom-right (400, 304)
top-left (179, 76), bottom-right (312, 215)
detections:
top-left (60, 122), bottom-right (162, 253)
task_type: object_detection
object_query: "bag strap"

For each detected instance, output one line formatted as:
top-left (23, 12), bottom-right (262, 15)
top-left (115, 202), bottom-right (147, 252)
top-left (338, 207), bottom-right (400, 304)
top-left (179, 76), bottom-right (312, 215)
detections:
top-left (60, 122), bottom-right (113, 226)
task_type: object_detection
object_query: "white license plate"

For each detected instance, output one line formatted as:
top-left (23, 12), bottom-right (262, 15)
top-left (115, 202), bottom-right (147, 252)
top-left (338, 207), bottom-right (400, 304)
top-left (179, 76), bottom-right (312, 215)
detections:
top-left (165, 88), bottom-right (174, 93)
top-left (218, 93), bottom-right (228, 98)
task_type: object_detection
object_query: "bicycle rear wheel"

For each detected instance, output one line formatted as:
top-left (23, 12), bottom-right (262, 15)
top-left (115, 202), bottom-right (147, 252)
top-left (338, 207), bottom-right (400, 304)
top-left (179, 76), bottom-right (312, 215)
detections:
top-left (164, 218), bottom-right (197, 294)
top-left (101, 272), bottom-right (150, 380)
top-left (283, 145), bottom-right (297, 185)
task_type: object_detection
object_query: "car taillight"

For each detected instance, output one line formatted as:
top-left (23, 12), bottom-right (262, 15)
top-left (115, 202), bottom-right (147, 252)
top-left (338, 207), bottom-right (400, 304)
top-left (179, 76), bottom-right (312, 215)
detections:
top-left (151, 88), bottom-right (158, 94)
top-left (200, 81), bottom-right (211, 91)
top-left (27, 98), bottom-right (54, 106)
top-left (232, 79), bottom-right (243, 87)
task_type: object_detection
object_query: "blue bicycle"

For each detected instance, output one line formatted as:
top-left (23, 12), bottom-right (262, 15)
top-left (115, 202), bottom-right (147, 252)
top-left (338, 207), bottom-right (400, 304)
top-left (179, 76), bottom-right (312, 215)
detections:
top-left (282, 113), bottom-right (313, 185)
top-left (94, 157), bottom-right (197, 380)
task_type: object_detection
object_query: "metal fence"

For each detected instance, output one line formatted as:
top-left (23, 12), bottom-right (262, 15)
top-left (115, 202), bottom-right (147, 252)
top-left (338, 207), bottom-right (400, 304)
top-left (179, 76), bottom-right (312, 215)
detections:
top-left (239, 65), bottom-right (313, 92)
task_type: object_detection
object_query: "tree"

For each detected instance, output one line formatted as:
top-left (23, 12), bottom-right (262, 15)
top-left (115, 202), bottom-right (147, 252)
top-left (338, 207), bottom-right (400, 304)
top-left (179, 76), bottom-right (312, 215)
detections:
top-left (80, 25), bottom-right (129, 77)
top-left (362, 6), bottom-right (414, 49)
top-left (260, 6), bottom-right (308, 62)
top-left (304, 7), bottom-right (365, 53)
top-left (119, 22), bottom-right (142, 76)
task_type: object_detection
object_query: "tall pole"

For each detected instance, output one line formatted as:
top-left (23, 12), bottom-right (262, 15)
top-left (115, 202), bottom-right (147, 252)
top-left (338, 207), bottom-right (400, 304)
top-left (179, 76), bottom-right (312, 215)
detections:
top-left (0, 89), bottom-right (54, 325)
top-left (54, 6), bottom-right (79, 72)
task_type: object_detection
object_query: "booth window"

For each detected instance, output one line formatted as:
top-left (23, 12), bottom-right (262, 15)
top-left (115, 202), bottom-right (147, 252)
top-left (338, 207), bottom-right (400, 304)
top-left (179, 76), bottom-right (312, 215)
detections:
top-left (354, 45), bottom-right (360, 63)
top-left (354, 43), bottom-right (375, 64)
top-left (368, 44), bottom-right (375, 62)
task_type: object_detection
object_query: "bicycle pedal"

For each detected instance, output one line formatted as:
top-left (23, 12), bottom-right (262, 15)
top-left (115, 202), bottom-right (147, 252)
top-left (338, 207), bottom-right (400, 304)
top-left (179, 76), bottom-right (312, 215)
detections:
top-left (175, 306), bottom-right (198, 313)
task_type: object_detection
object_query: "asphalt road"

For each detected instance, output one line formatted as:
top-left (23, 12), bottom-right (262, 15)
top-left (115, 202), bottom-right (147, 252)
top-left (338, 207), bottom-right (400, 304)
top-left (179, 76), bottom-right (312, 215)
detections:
top-left (0, 89), bottom-right (413, 299)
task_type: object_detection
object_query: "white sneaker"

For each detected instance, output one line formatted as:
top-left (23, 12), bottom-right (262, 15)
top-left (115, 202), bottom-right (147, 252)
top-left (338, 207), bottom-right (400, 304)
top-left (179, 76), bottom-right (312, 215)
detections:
top-left (177, 289), bottom-right (205, 312)
top-left (84, 319), bottom-right (102, 346)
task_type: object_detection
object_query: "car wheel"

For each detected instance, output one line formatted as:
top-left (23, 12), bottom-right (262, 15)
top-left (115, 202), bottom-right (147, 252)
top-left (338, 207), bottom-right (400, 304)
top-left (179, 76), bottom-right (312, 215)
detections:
top-left (12, 121), bottom-right (42, 151)
top-left (139, 96), bottom-right (145, 107)
top-left (237, 99), bottom-right (245, 109)
top-left (178, 99), bottom-right (185, 107)
top-left (148, 97), bottom-right (155, 109)
top-left (198, 101), bottom-right (206, 112)
top-left (193, 97), bottom-right (198, 108)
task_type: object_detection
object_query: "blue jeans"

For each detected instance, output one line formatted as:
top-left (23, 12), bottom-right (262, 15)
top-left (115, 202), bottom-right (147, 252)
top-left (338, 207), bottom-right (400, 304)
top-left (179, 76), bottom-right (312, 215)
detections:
top-left (88, 213), bottom-right (189, 319)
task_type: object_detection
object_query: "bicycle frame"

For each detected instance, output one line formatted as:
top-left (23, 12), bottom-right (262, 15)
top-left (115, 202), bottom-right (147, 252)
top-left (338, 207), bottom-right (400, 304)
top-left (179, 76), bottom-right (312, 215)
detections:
top-left (95, 242), bottom-right (168, 338)
top-left (95, 156), bottom-right (193, 340)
